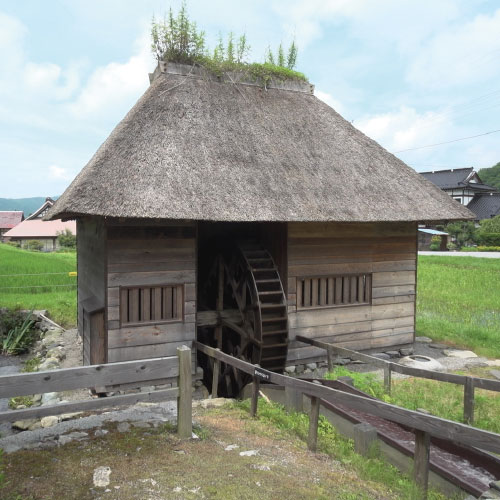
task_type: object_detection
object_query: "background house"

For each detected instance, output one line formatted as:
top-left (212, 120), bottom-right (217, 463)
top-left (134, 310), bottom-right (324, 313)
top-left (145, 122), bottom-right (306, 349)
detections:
top-left (420, 168), bottom-right (500, 222)
top-left (3, 198), bottom-right (75, 251)
top-left (0, 211), bottom-right (24, 239)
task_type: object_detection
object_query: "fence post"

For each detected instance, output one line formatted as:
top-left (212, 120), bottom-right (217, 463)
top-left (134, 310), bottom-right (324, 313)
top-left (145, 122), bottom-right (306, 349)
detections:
top-left (384, 363), bottom-right (392, 395)
top-left (250, 367), bottom-right (260, 417)
top-left (177, 345), bottom-right (192, 439)
top-left (307, 381), bottom-right (322, 452)
top-left (211, 349), bottom-right (221, 399)
top-left (464, 377), bottom-right (475, 425)
top-left (414, 429), bottom-right (430, 498)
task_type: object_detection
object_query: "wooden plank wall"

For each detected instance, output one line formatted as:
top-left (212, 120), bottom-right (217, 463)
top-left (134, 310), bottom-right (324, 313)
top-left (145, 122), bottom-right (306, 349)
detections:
top-left (106, 223), bottom-right (196, 363)
top-left (287, 222), bottom-right (417, 365)
top-left (77, 218), bottom-right (106, 365)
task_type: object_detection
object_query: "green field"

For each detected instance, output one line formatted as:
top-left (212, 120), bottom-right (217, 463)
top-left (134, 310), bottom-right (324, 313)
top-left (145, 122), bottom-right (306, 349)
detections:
top-left (416, 255), bottom-right (500, 358)
top-left (0, 244), bottom-right (76, 327)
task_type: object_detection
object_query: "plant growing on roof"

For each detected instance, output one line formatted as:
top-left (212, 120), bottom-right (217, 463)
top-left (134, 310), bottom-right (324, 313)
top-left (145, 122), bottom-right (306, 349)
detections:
top-left (151, 3), bottom-right (306, 84)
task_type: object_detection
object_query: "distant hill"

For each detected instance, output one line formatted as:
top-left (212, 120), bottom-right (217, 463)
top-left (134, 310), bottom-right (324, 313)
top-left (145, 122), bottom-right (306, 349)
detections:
top-left (0, 197), bottom-right (59, 218)
top-left (478, 162), bottom-right (500, 191)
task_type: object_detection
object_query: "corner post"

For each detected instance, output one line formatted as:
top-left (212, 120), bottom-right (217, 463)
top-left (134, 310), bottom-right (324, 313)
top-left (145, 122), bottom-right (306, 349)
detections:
top-left (177, 345), bottom-right (192, 439)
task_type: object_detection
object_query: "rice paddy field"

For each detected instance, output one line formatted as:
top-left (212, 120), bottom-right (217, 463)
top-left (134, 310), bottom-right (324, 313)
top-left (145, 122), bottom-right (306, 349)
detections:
top-left (0, 243), bottom-right (76, 327)
top-left (416, 255), bottom-right (500, 358)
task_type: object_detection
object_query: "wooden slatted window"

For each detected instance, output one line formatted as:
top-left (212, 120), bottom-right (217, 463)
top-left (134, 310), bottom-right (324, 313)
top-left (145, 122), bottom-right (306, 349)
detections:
top-left (297, 274), bottom-right (371, 309)
top-left (120, 285), bottom-right (183, 325)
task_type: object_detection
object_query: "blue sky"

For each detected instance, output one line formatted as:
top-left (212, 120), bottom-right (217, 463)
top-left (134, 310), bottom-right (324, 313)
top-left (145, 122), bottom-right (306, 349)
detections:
top-left (1, 0), bottom-right (500, 198)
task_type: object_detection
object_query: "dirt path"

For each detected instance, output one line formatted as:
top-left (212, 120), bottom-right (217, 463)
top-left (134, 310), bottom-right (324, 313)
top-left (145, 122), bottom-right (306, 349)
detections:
top-left (1, 405), bottom-right (395, 500)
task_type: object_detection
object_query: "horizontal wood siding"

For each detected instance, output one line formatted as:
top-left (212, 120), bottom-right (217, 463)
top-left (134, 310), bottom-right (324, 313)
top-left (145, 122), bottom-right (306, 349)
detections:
top-left (288, 222), bottom-right (416, 364)
top-left (77, 218), bottom-right (106, 365)
top-left (106, 223), bottom-right (196, 364)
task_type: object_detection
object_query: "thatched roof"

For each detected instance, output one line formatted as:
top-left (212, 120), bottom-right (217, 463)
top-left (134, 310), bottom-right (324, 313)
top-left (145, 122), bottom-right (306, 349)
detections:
top-left (48, 63), bottom-right (473, 222)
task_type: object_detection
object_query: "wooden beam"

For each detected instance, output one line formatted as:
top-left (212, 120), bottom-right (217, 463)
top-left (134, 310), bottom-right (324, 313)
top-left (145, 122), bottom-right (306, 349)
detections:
top-left (0, 388), bottom-right (178, 423)
top-left (0, 357), bottom-right (179, 399)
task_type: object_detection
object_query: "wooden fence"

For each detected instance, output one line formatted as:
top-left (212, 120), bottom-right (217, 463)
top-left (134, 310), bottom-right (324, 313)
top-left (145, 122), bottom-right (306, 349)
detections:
top-left (196, 341), bottom-right (500, 498)
top-left (296, 335), bottom-right (500, 425)
top-left (0, 345), bottom-right (193, 438)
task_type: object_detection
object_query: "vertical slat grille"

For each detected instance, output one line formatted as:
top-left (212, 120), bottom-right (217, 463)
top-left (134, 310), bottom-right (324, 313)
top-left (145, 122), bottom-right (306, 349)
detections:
top-left (120, 285), bottom-right (183, 325)
top-left (297, 274), bottom-right (372, 309)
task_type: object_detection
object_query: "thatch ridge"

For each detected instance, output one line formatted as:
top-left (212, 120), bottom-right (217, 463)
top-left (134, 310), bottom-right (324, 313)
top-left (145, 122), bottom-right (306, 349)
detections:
top-left (48, 66), bottom-right (473, 222)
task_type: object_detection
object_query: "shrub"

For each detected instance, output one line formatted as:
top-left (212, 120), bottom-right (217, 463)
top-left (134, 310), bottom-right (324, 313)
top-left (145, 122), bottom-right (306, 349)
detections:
top-left (447, 241), bottom-right (457, 250)
top-left (0, 310), bottom-right (37, 355)
top-left (477, 246), bottom-right (500, 252)
top-left (429, 235), bottom-right (441, 251)
top-left (477, 232), bottom-right (500, 246)
top-left (57, 228), bottom-right (76, 248)
top-left (478, 214), bottom-right (500, 233)
top-left (4, 240), bottom-right (20, 248)
top-left (25, 239), bottom-right (43, 251)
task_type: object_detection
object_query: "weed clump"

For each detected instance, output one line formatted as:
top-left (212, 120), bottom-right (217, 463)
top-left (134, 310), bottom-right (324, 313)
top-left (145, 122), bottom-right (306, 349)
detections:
top-left (151, 3), bottom-right (307, 85)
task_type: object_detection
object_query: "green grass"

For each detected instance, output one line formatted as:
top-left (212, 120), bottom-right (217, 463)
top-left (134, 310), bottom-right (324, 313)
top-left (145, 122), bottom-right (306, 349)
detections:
top-left (326, 367), bottom-right (500, 434)
top-left (233, 400), bottom-right (452, 500)
top-left (417, 255), bottom-right (500, 358)
top-left (0, 244), bottom-right (76, 327)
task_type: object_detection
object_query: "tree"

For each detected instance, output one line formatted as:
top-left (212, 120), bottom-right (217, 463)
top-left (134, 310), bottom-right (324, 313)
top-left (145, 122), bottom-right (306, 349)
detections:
top-left (444, 221), bottom-right (477, 248)
top-left (478, 162), bottom-right (500, 191)
top-left (57, 229), bottom-right (76, 248)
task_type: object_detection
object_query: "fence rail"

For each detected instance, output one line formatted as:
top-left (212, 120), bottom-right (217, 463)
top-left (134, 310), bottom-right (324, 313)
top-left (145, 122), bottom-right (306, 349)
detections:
top-left (295, 335), bottom-right (500, 425)
top-left (0, 347), bottom-right (193, 438)
top-left (196, 340), bottom-right (500, 497)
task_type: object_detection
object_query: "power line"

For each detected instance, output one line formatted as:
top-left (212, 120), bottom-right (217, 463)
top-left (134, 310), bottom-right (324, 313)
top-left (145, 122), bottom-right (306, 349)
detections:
top-left (393, 128), bottom-right (500, 153)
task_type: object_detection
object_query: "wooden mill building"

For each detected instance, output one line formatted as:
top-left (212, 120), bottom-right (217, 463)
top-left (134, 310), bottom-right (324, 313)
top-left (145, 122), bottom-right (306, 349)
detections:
top-left (47, 63), bottom-right (472, 394)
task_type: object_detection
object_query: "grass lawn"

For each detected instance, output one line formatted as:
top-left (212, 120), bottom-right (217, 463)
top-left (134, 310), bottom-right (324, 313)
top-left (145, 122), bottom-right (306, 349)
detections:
top-left (416, 255), bottom-right (500, 358)
top-left (0, 244), bottom-right (76, 327)
top-left (326, 366), bottom-right (500, 434)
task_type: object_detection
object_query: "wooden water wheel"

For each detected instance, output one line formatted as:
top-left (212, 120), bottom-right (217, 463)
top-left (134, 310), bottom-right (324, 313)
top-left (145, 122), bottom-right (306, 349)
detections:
top-left (202, 243), bottom-right (289, 396)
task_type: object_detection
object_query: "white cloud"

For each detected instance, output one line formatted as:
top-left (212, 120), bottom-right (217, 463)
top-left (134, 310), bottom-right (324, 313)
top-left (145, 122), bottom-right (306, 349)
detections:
top-left (315, 90), bottom-right (344, 114)
top-left (68, 32), bottom-right (152, 118)
top-left (407, 8), bottom-right (500, 89)
top-left (354, 106), bottom-right (452, 153)
top-left (273, 0), bottom-right (460, 51)
top-left (48, 165), bottom-right (72, 180)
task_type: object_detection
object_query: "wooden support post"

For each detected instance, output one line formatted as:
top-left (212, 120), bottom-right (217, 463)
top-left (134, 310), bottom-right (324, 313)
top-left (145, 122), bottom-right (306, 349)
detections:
top-left (211, 349), bottom-right (221, 399)
top-left (353, 422), bottom-right (378, 457)
top-left (177, 345), bottom-right (192, 439)
top-left (307, 395), bottom-right (320, 452)
top-left (384, 363), bottom-right (392, 395)
top-left (215, 257), bottom-right (224, 349)
top-left (414, 429), bottom-right (430, 498)
top-left (285, 386), bottom-right (303, 413)
top-left (464, 376), bottom-right (475, 425)
top-left (250, 375), bottom-right (260, 417)
top-left (327, 346), bottom-right (334, 373)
